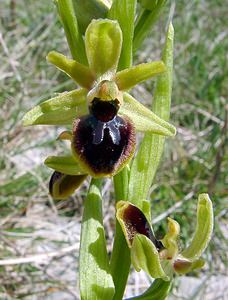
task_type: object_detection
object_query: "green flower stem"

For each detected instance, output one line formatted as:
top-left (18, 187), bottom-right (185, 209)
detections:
top-left (133, 0), bottom-right (167, 53)
top-left (128, 23), bottom-right (174, 208)
top-left (79, 178), bottom-right (115, 300)
top-left (111, 167), bottom-right (131, 300)
top-left (125, 279), bottom-right (171, 300)
top-left (56, 0), bottom-right (87, 64)
top-left (109, 1), bottom-right (137, 296)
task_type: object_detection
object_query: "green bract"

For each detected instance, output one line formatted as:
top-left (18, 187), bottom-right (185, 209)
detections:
top-left (116, 194), bottom-right (213, 280)
top-left (23, 19), bottom-right (176, 199)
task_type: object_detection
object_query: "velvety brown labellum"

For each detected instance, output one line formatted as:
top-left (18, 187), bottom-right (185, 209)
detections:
top-left (123, 204), bottom-right (163, 250)
top-left (49, 171), bottom-right (87, 199)
top-left (72, 114), bottom-right (135, 176)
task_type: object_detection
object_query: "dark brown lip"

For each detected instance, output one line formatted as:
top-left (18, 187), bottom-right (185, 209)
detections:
top-left (122, 203), bottom-right (164, 251)
top-left (72, 114), bottom-right (135, 176)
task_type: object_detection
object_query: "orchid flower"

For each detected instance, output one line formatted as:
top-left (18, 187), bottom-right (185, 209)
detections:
top-left (116, 193), bottom-right (213, 280)
top-left (23, 19), bottom-right (176, 199)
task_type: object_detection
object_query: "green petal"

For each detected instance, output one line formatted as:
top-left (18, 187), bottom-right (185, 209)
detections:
top-left (131, 234), bottom-right (169, 280)
top-left (49, 171), bottom-right (87, 199)
top-left (44, 155), bottom-right (87, 175)
top-left (47, 51), bottom-right (95, 89)
top-left (160, 218), bottom-right (180, 260)
top-left (22, 89), bottom-right (88, 126)
top-left (115, 61), bottom-right (165, 91)
top-left (120, 93), bottom-right (176, 136)
top-left (181, 194), bottom-right (214, 260)
top-left (85, 19), bottom-right (122, 76)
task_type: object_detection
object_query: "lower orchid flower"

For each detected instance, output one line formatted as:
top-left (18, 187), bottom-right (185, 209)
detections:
top-left (116, 193), bottom-right (213, 280)
top-left (23, 19), bottom-right (176, 199)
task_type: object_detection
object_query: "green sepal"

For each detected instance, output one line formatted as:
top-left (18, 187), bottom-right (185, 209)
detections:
top-left (79, 179), bottom-right (115, 300)
top-left (131, 234), bottom-right (169, 281)
top-left (108, 0), bottom-right (137, 70)
top-left (125, 279), bottom-right (171, 300)
top-left (120, 93), bottom-right (176, 137)
top-left (49, 171), bottom-right (87, 199)
top-left (181, 194), bottom-right (214, 260)
top-left (47, 51), bottom-right (95, 89)
top-left (115, 61), bottom-right (166, 91)
top-left (45, 155), bottom-right (87, 175)
top-left (85, 19), bottom-right (122, 76)
top-left (72, 0), bottom-right (109, 34)
top-left (22, 89), bottom-right (88, 126)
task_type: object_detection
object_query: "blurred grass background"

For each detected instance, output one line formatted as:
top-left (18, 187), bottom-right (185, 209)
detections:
top-left (0, 0), bottom-right (227, 299)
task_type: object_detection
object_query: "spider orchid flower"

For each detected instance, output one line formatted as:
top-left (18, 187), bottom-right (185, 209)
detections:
top-left (116, 194), bottom-right (213, 280)
top-left (23, 19), bottom-right (176, 199)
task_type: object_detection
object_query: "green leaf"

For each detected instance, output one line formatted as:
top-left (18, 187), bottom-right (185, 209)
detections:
top-left (49, 171), bottom-right (87, 199)
top-left (108, 0), bottom-right (137, 70)
top-left (181, 194), bottom-right (214, 260)
top-left (133, 0), bottom-right (167, 53)
top-left (55, 0), bottom-right (87, 64)
top-left (85, 19), bottom-right (122, 76)
top-left (115, 61), bottom-right (165, 91)
top-left (125, 279), bottom-right (171, 300)
top-left (47, 51), bottom-right (95, 89)
top-left (44, 155), bottom-right (87, 175)
top-left (127, 23), bottom-right (174, 205)
top-left (72, 0), bottom-right (109, 34)
top-left (131, 234), bottom-right (168, 280)
top-left (22, 88), bottom-right (88, 126)
top-left (138, 0), bottom-right (162, 11)
top-left (79, 179), bottom-right (115, 300)
top-left (120, 93), bottom-right (176, 137)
